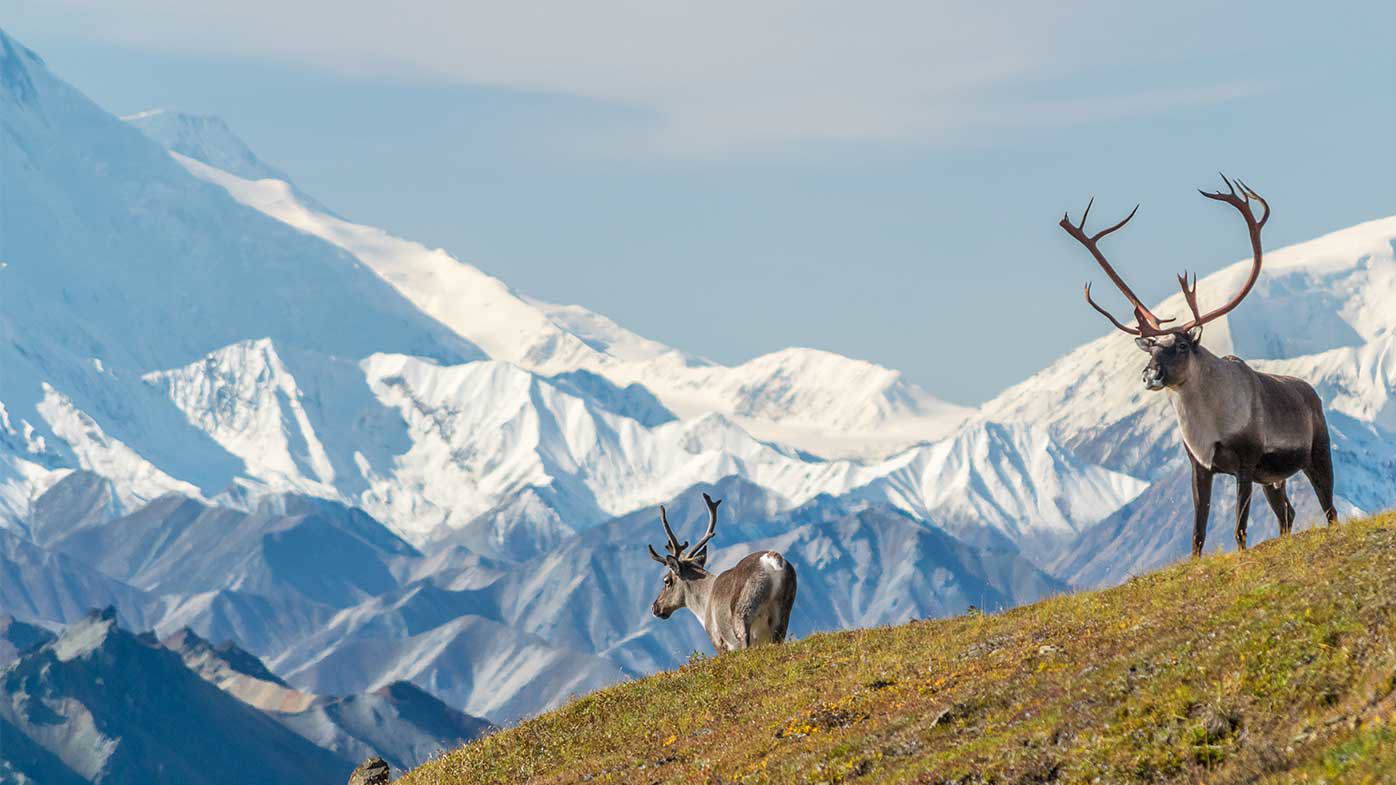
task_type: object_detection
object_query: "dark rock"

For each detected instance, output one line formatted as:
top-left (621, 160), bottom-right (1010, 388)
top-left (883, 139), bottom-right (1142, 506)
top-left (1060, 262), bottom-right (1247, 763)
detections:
top-left (348, 756), bottom-right (391, 785)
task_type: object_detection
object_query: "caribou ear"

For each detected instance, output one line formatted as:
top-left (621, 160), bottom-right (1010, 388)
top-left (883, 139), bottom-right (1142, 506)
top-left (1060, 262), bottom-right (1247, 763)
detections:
top-left (1186, 325), bottom-right (1203, 346)
top-left (1134, 337), bottom-right (1155, 351)
top-left (665, 554), bottom-right (682, 573)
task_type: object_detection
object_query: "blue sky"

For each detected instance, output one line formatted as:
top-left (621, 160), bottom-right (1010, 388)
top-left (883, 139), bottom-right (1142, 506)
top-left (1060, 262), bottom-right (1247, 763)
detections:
top-left (5, 2), bottom-right (1396, 403)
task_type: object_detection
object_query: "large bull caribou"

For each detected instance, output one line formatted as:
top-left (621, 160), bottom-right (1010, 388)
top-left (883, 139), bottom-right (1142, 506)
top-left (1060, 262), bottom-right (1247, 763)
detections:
top-left (1060, 176), bottom-right (1337, 557)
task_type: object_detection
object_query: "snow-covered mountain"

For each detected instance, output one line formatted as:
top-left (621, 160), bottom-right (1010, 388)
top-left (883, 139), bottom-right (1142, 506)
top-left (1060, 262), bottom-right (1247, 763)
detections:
top-left (123, 109), bottom-right (289, 182)
top-left (0, 26), bottom-right (477, 528)
top-left (161, 144), bottom-right (971, 460)
top-left (0, 30), bottom-right (1106, 565)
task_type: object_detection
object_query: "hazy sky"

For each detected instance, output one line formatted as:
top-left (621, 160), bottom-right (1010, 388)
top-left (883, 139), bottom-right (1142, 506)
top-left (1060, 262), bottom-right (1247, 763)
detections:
top-left (5, 2), bottom-right (1395, 403)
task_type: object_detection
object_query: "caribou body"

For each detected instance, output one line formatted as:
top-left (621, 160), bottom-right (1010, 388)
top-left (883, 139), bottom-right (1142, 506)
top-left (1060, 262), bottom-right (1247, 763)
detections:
top-left (647, 493), bottom-right (797, 652)
top-left (1061, 176), bottom-right (1337, 556)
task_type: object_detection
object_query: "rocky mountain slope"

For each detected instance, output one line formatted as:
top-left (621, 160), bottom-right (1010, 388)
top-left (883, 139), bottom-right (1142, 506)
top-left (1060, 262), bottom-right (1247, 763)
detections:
top-left (161, 626), bottom-right (493, 771)
top-left (0, 608), bottom-right (351, 785)
top-left (11, 472), bottom-right (1063, 724)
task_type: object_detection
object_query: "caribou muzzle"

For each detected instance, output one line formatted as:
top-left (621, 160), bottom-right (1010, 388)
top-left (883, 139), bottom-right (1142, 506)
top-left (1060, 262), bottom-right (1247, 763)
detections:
top-left (1142, 363), bottom-right (1167, 390)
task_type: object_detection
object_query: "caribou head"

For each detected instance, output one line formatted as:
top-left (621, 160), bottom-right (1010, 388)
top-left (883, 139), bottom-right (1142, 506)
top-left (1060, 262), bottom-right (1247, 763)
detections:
top-left (1060, 174), bottom-right (1270, 391)
top-left (647, 493), bottom-right (720, 619)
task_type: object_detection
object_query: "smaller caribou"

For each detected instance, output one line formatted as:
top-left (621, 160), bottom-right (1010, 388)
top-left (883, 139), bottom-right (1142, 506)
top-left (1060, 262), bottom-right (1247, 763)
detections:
top-left (648, 493), bottom-right (797, 652)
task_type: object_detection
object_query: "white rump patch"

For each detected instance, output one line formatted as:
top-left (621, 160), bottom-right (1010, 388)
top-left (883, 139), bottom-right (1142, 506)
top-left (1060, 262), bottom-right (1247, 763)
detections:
top-left (760, 552), bottom-right (784, 571)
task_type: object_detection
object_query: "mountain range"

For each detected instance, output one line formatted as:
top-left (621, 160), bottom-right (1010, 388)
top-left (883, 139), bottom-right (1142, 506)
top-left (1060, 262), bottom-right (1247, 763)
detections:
top-left (0, 608), bottom-right (489, 783)
top-left (1, 25), bottom-right (1393, 782)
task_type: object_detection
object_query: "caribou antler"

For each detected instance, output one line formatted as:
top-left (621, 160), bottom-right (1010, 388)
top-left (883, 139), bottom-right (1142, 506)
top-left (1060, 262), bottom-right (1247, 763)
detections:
top-left (1176, 271), bottom-right (1203, 327)
top-left (647, 493), bottom-right (722, 567)
top-left (1063, 175), bottom-right (1269, 338)
top-left (648, 504), bottom-right (689, 565)
top-left (1175, 174), bottom-right (1269, 332)
top-left (689, 493), bottom-right (721, 560)
top-left (1060, 199), bottom-right (1171, 336)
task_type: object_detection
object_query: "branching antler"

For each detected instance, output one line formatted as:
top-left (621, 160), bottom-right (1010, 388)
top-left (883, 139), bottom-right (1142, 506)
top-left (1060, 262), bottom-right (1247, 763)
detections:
top-left (1180, 174), bottom-right (1269, 332)
top-left (689, 493), bottom-right (721, 561)
top-left (648, 493), bottom-right (722, 568)
top-left (648, 504), bottom-right (689, 565)
top-left (1176, 271), bottom-right (1203, 327)
top-left (1062, 174), bottom-right (1269, 338)
top-left (1060, 199), bottom-right (1171, 336)
top-left (1083, 283), bottom-right (1141, 335)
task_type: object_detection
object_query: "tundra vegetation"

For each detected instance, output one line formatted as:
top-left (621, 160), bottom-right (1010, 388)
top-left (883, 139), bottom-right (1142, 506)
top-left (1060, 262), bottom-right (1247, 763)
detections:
top-left (401, 511), bottom-right (1396, 784)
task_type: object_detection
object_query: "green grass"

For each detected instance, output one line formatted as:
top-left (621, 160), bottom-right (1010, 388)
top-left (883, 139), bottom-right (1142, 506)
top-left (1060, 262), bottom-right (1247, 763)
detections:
top-left (402, 513), bottom-right (1396, 785)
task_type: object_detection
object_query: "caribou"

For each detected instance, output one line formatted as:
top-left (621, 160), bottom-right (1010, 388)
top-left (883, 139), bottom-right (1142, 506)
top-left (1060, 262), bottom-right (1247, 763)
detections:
top-left (1061, 175), bottom-right (1337, 557)
top-left (647, 493), bottom-right (797, 652)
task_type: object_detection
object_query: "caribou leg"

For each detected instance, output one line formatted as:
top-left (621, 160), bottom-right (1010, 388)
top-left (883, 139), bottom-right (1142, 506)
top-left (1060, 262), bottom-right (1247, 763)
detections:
top-left (1234, 475), bottom-right (1253, 551)
top-left (1262, 481), bottom-right (1295, 536)
top-left (1305, 434), bottom-right (1338, 526)
top-left (1190, 458), bottom-right (1214, 558)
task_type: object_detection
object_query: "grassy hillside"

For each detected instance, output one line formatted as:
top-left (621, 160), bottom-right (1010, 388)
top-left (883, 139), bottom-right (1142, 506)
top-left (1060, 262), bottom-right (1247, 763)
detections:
top-left (403, 513), bottom-right (1396, 785)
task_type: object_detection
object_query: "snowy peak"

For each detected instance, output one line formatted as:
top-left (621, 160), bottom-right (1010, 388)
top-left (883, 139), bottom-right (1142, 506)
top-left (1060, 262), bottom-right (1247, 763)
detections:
top-left (1222, 217), bottom-right (1396, 359)
top-left (544, 369), bottom-right (676, 427)
top-left (168, 153), bottom-right (618, 375)
top-left (0, 28), bottom-right (479, 375)
top-left (125, 109), bottom-right (288, 182)
top-left (106, 337), bottom-right (1137, 558)
top-left (165, 146), bottom-right (970, 459)
top-left (144, 338), bottom-right (339, 496)
top-left (849, 420), bottom-right (1147, 551)
top-left (1125, 216), bottom-right (1396, 362)
top-left (729, 347), bottom-right (932, 418)
top-left (716, 346), bottom-right (970, 437)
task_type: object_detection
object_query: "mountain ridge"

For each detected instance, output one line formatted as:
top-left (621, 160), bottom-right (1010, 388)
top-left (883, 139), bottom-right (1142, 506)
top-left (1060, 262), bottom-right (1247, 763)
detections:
top-left (0, 607), bottom-right (352, 785)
